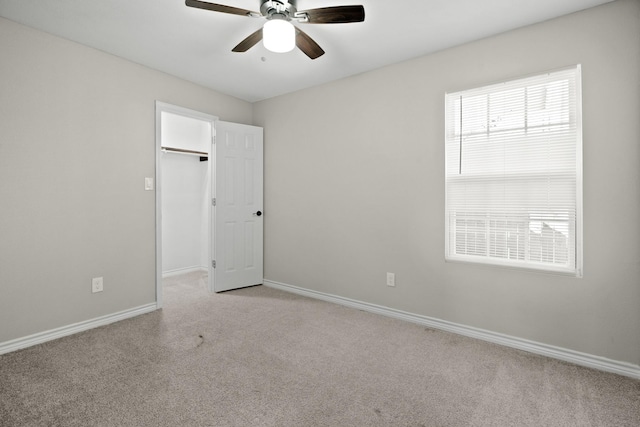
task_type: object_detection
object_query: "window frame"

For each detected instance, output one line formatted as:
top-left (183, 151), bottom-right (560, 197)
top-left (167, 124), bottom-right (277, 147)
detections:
top-left (444, 66), bottom-right (583, 277)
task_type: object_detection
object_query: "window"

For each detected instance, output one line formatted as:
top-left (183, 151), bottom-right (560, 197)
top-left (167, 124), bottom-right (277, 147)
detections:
top-left (445, 66), bottom-right (582, 276)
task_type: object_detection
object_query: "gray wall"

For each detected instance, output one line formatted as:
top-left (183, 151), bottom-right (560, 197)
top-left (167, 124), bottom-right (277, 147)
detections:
top-left (0, 17), bottom-right (252, 342)
top-left (254, 0), bottom-right (640, 365)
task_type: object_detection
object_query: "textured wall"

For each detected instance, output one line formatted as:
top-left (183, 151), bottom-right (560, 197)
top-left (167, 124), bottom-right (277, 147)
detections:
top-left (254, 0), bottom-right (640, 365)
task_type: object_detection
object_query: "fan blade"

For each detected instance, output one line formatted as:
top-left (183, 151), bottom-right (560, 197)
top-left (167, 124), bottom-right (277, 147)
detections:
top-left (295, 28), bottom-right (325, 60)
top-left (297, 5), bottom-right (365, 24)
top-left (232, 28), bottom-right (263, 52)
top-left (185, 0), bottom-right (258, 17)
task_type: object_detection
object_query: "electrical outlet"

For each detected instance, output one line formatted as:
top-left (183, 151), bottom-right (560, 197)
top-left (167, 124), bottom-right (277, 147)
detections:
top-left (386, 272), bottom-right (395, 287)
top-left (92, 277), bottom-right (103, 293)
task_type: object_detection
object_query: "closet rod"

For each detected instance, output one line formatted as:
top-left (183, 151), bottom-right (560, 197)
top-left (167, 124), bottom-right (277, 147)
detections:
top-left (161, 146), bottom-right (208, 157)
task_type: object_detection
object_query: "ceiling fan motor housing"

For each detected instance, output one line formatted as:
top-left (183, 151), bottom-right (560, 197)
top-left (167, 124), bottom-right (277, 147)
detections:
top-left (261, 0), bottom-right (298, 21)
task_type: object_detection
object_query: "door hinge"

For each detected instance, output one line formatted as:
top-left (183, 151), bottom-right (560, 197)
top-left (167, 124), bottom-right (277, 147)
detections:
top-left (212, 198), bottom-right (216, 206)
top-left (212, 260), bottom-right (216, 268)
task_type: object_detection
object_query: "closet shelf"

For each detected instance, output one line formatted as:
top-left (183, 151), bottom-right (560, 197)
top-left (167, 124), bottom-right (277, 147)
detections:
top-left (161, 146), bottom-right (208, 157)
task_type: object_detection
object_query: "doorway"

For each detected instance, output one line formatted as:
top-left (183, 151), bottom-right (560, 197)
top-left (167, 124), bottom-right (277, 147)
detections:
top-left (155, 102), bottom-right (264, 307)
top-left (155, 102), bottom-right (216, 308)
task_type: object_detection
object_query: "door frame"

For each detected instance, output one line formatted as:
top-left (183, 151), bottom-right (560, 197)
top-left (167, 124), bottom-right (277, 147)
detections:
top-left (155, 101), bottom-right (217, 308)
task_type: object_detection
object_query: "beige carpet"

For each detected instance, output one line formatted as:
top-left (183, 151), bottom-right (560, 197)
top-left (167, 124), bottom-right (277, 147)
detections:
top-left (0, 271), bottom-right (638, 426)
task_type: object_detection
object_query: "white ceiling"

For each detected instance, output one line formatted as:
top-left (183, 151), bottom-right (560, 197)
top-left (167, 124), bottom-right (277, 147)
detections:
top-left (0, 0), bottom-right (614, 102)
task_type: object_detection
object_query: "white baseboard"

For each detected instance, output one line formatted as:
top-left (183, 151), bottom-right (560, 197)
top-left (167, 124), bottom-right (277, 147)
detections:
top-left (0, 303), bottom-right (158, 356)
top-left (263, 279), bottom-right (640, 380)
top-left (162, 266), bottom-right (207, 278)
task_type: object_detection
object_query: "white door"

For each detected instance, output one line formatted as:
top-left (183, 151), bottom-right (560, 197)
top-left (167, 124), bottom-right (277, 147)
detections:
top-left (211, 121), bottom-right (264, 292)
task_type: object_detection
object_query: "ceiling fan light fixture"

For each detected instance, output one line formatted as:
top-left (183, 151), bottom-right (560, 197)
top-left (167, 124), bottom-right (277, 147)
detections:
top-left (263, 18), bottom-right (295, 53)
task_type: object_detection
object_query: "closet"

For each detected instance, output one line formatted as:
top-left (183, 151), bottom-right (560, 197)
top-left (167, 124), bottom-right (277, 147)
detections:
top-left (160, 111), bottom-right (211, 277)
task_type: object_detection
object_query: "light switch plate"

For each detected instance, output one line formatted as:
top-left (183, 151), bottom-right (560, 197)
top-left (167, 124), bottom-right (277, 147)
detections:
top-left (144, 177), bottom-right (154, 191)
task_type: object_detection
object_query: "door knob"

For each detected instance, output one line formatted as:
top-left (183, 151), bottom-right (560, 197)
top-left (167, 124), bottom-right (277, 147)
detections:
top-left (253, 211), bottom-right (262, 216)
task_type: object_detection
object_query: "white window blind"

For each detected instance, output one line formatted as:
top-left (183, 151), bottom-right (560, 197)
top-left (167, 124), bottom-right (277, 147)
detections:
top-left (445, 66), bottom-right (582, 276)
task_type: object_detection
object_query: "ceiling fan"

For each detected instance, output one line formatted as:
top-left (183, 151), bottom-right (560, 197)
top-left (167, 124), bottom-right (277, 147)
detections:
top-left (185, 0), bottom-right (365, 59)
